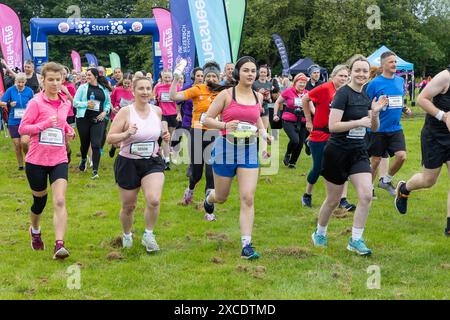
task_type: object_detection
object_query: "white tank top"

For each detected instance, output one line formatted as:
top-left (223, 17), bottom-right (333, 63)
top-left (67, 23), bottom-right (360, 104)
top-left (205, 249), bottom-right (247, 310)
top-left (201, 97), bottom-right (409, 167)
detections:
top-left (119, 104), bottom-right (161, 159)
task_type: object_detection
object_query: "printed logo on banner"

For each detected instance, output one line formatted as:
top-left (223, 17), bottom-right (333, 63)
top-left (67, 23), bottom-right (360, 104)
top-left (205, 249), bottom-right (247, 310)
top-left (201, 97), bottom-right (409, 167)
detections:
top-left (132, 22), bottom-right (143, 32)
top-left (58, 22), bottom-right (70, 33)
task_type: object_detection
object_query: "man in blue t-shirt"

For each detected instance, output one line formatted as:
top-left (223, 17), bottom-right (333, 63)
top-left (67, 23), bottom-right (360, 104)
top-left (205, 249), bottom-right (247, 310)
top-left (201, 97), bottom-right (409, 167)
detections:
top-left (366, 51), bottom-right (412, 196)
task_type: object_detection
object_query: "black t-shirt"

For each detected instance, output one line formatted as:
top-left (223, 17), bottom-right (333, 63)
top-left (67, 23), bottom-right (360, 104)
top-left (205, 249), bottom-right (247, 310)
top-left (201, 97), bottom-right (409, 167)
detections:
top-left (85, 84), bottom-right (106, 119)
top-left (329, 85), bottom-right (371, 149)
top-left (26, 73), bottom-right (40, 94)
top-left (253, 80), bottom-right (273, 107)
top-left (306, 79), bottom-right (324, 91)
top-left (425, 67), bottom-right (450, 138)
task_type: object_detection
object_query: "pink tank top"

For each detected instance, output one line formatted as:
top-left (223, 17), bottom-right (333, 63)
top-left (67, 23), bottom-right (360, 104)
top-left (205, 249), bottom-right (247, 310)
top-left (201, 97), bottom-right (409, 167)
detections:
top-left (220, 87), bottom-right (261, 135)
top-left (119, 105), bottom-right (161, 159)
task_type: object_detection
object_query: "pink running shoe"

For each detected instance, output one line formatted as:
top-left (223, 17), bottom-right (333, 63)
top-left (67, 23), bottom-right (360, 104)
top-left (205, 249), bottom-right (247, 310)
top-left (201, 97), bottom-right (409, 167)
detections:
top-left (181, 188), bottom-right (194, 206)
top-left (30, 228), bottom-right (45, 251)
top-left (204, 213), bottom-right (216, 221)
top-left (53, 240), bottom-right (70, 260)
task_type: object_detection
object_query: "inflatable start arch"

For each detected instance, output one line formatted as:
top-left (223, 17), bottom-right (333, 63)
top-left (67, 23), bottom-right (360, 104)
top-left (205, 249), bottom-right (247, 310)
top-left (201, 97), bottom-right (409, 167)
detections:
top-left (30, 18), bottom-right (162, 78)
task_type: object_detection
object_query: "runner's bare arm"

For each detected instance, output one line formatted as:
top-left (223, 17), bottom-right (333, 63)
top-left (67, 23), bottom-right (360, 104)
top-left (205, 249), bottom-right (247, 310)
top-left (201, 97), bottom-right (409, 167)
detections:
top-left (329, 109), bottom-right (370, 133)
top-left (418, 70), bottom-right (450, 122)
top-left (106, 106), bottom-right (133, 145)
top-left (169, 78), bottom-right (186, 101)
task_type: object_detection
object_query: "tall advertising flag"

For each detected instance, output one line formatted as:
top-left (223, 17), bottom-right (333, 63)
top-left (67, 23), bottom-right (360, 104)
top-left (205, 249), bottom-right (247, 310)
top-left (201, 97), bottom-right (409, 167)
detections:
top-left (0, 4), bottom-right (23, 71)
top-left (85, 53), bottom-right (98, 68)
top-left (109, 52), bottom-right (121, 69)
top-left (188, 0), bottom-right (232, 69)
top-left (169, 0), bottom-right (196, 85)
top-left (224, 0), bottom-right (247, 63)
top-left (153, 8), bottom-right (173, 71)
top-left (272, 34), bottom-right (290, 75)
top-left (71, 50), bottom-right (82, 72)
top-left (22, 33), bottom-right (32, 63)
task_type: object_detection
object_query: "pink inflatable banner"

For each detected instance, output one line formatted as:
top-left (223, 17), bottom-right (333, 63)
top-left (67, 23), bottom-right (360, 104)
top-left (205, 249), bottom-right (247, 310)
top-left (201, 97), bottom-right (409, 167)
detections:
top-left (153, 7), bottom-right (173, 71)
top-left (0, 4), bottom-right (23, 71)
top-left (71, 50), bottom-right (82, 72)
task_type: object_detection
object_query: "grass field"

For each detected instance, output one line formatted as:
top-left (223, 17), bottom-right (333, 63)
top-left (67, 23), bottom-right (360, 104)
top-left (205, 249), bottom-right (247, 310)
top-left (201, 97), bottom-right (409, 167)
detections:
top-left (0, 112), bottom-right (448, 300)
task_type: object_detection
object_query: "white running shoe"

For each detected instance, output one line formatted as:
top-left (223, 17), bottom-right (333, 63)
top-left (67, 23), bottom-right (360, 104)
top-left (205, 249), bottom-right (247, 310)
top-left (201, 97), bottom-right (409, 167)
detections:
top-left (141, 232), bottom-right (160, 253)
top-left (122, 235), bottom-right (133, 249)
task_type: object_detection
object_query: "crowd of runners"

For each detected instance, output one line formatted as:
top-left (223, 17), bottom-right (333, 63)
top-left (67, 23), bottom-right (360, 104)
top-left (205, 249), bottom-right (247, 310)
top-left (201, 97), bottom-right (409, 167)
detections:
top-left (0, 51), bottom-right (449, 261)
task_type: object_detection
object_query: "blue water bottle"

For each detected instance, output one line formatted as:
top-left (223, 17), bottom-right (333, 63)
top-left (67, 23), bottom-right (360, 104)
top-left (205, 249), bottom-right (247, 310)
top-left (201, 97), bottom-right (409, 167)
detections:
top-left (90, 92), bottom-right (95, 101)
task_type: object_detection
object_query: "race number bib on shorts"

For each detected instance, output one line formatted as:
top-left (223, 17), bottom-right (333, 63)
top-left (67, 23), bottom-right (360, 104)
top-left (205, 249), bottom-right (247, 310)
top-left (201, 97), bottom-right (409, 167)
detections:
top-left (160, 92), bottom-right (172, 103)
top-left (388, 96), bottom-right (403, 109)
top-left (14, 108), bottom-right (25, 119)
top-left (89, 100), bottom-right (101, 112)
top-left (130, 141), bottom-right (155, 158)
top-left (347, 127), bottom-right (366, 140)
top-left (39, 128), bottom-right (64, 146)
top-left (294, 98), bottom-right (303, 107)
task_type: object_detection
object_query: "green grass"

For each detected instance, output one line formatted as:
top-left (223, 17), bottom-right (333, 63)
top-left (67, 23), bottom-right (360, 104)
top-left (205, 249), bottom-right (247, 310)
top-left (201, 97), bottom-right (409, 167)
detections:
top-left (0, 113), bottom-right (448, 300)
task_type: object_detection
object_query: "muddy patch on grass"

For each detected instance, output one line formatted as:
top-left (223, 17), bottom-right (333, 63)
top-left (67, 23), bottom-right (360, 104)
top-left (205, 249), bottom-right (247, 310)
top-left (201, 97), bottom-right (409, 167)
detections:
top-left (109, 236), bottom-right (123, 249)
top-left (236, 265), bottom-right (250, 273)
top-left (265, 247), bottom-right (314, 259)
top-left (210, 257), bottom-right (225, 264)
top-left (206, 232), bottom-right (229, 242)
top-left (107, 251), bottom-right (124, 261)
top-left (340, 227), bottom-right (352, 236)
top-left (441, 264), bottom-right (450, 270)
top-left (94, 211), bottom-right (107, 218)
top-left (332, 208), bottom-right (350, 219)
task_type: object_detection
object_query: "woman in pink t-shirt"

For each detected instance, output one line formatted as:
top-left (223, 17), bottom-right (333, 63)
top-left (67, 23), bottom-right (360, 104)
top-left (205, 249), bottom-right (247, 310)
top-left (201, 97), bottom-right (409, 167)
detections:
top-left (273, 73), bottom-right (309, 168)
top-left (18, 62), bottom-right (76, 260)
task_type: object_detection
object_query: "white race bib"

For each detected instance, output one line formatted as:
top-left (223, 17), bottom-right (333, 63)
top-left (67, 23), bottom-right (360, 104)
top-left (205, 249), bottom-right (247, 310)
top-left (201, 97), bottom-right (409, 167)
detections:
top-left (347, 127), bottom-right (366, 140)
top-left (236, 122), bottom-right (258, 133)
top-left (89, 100), bottom-right (101, 112)
top-left (267, 103), bottom-right (275, 109)
top-left (294, 98), bottom-right (302, 107)
top-left (388, 96), bottom-right (403, 109)
top-left (119, 98), bottom-right (133, 108)
top-left (130, 141), bottom-right (155, 158)
top-left (39, 128), bottom-right (64, 146)
top-left (14, 108), bottom-right (25, 119)
top-left (161, 92), bottom-right (172, 103)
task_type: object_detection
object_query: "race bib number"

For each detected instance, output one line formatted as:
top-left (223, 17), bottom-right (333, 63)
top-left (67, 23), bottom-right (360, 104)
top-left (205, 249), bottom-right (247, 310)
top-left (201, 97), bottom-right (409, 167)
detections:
top-left (267, 103), bottom-right (275, 109)
top-left (39, 128), bottom-right (64, 146)
top-left (160, 92), bottom-right (172, 103)
top-left (130, 141), bottom-right (155, 158)
top-left (388, 96), bottom-right (403, 109)
top-left (14, 108), bottom-right (25, 119)
top-left (89, 100), bottom-right (101, 112)
top-left (294, 98), bottom-right (302, 107)
top-left (119, 98), bottom-right (133, 108)
top-left (232, 122), bottom-right (258, 138)
top-left (347, 127), bottom-right (366, 140)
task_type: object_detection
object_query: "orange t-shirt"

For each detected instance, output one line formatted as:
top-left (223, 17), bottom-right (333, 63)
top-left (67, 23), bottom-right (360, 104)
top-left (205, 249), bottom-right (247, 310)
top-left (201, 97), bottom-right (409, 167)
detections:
top-left (182, 84), bottom-right (218, 130)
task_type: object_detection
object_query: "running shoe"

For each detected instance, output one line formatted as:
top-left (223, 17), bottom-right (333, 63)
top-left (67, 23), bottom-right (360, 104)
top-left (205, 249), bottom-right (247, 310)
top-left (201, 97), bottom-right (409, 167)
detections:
top-left (241, 243), bottom-right (260, 260)
top-left (311, 230), bottom-right (327, 247)
top-left (30, 228), bottom-right (45, 251)
top-left (203, 190), bottom-right (215, 214)
top-left (181, 188), bottom-right (194, 206)
top-left (164, 160), bottom-right (171, 171)
top-left (141, 232), bottom-right (160, 253)
top-left (347, 238), bottom-right (372, 256)
top-left (78, 158), bottom-right (87, 172)
top-left (100, 148), bottom-right (104, 156)
top-left (302, 193), bottom-right (312, 208)
top-left (53, 241), bottom-right (70, 260)
top-left (91, 170), bottom-right (99, 180)
top-left (109, 147), bottom-right (116, 158)
top-left (338, 198), bottom-right (356, 212)
top-left (394, 181), bottom-right (409, 214)
top-left (18, 166), bottom-right (24, 171)
top-left (122, 235), bottom-right (133, 249)
top-left (288, 164), bottom-right (296, 169)
top-left (204, 213), bottom-right (216, 221)
top-left (444, 228), bottom-right (450, 237)
top-left (305, 139), bottom-right (311, 156)
top-left (283, 153), bottom-right (290, 166)
top-left (378, 178), bottom-right (396, 196)
top-left (372, 189), bottom-right (377, 200)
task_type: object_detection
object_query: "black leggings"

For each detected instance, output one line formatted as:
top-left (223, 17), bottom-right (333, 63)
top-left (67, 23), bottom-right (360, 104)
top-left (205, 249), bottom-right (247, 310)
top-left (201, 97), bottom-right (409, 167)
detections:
top-left (282, 120), bottom-right (308, 165)
top-left (189, 128), bottom-right (215, 192)
top-left (76, 117), bottom-right (103, 171)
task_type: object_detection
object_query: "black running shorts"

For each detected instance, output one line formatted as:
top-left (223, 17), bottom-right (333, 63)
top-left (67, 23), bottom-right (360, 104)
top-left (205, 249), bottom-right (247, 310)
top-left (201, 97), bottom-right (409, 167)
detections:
top-left (114, 155), bottom-right (165, 190)
top-left (25, 162), bottom-right (69, 192)
top-left (368, 130), bottom-right (406, 158)
top-left (421, 127), bottom-right (450, 169)
top-left (162, 114), bottom-right (178, 128)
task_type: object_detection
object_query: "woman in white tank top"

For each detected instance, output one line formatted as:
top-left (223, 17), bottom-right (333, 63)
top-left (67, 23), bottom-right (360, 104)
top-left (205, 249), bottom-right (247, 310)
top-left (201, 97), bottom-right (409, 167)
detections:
top-left (107, 76), bottom-right (170, 253)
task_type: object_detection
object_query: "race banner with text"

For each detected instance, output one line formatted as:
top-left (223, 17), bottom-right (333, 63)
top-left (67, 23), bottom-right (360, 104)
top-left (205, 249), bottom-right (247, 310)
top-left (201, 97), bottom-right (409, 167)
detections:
top-left (169, 0), bottom-right (196, 85)
top-left (188, 0), bottom-right (232, 68)
top-left (153, 7), bottom-right (174, 71)
top-left (272, 33), bottom-right (290, 75)
top-left (85, 53), bottom-right (98, 68)
top-left (71, 50), bottom-right (82, 72)
top-left (0, 4), bottom-right (23, 71)
top-left (109, 52), bottom-right (121, 69)
top-left (224, 0), bottom-right (247, 63)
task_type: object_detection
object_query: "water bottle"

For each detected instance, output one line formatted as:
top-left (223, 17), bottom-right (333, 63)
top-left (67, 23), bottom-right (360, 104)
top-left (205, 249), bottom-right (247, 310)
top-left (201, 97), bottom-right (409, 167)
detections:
top-left (174, 59), bottom-right (187, 78)
top-left (90, 92), bottom-right (95, 101)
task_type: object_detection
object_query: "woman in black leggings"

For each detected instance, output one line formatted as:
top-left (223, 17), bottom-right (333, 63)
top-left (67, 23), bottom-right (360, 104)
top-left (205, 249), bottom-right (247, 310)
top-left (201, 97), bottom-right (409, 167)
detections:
top-left (74, 68), bottom-right (112, 179)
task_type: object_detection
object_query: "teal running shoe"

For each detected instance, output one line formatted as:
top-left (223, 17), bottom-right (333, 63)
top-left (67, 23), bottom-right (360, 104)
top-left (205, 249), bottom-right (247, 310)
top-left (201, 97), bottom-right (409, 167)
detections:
top-left (311, 230), bottom-right (327, 247)
top-left (347, 238), bottom-right (372, 256)
top-left (241, 244), bottom-right (260, 260)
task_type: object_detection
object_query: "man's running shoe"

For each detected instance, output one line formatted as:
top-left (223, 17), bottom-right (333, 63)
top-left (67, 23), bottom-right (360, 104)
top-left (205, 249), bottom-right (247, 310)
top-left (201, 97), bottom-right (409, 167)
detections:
top-left (395, 181), bottom-right (409, 214)
top-left (302, 193), bottom-right (312, 208)
top-left (181, 188), bottom-right (194, 206)
top-left (347, 238), bottom-right (372, 256)
top-left (241, 244), bottom-right (260, 260)
top-left (203, 190), bottom-right (215, 214)
top-left (53, 241), bottom-right (70, 260)
top-left (78, 158), bottom-right (87, 172)
top-left (122, 235), bottom-right (133, 249)
top-left (444, 228), bottom-right (450, 237)
top-left (283, 153), bottom-right (290, 166)
top-left (338, 198), bottom-right (356, 212)
top-left (305, 139), bottom-right (311, 156)
top-left (311, 230), bottom-right (327, 247)
top-left (142, 232), bottom-right (160, 253)
top-left (378, 178), bottom-right (396, 196)
top-left (30, 228), bottom-right (45, 251)
top-left (91, 170), bottom-right (99, 180)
